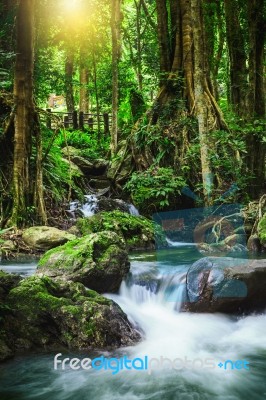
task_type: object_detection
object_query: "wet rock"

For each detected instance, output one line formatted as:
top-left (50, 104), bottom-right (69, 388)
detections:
top-left (185, 257), bottom-right (266, 313)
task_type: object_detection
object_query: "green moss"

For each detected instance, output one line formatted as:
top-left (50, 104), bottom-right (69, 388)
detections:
top-left (37, 231), bottom-right (125, 271)
top-left (7, 276), bottom-right (69, 315)
top-left (76, 211), bottom-right (166, 249)
top-left (258, 214), bottom-right (266, 245)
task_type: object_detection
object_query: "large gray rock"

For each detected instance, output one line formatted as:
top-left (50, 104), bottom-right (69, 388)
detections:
top-left (36, 231), bottom-right (129, 293)
top-left (185, 257), bottom-right (266, 313)
top-left (22, 226), bottom-right (76, 250)
top-left (70, 156), bottom-right (108, 176)
top-left (97, 197), bottom-right (130, 213)
top-left (0, 273), bottom-right (141, 361)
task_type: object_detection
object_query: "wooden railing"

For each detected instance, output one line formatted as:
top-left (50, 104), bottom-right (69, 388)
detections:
top-left (45, 109), bottom-right (111, 134)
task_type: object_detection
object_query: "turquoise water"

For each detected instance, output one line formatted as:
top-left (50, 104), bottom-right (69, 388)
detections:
top-left (1, 249), bottom-right (266, 400)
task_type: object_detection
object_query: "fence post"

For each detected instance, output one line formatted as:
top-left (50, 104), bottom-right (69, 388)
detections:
top-left (72, 110), bottom-right (78, 130)
top-left (88, 117), bottom-right (94, 130)
top-left (64, 115), bottom-right (69, 128)
top-left (79, 111), bottom-right (84, 131)
top-left (46, 109), bottom-right (52, 129)
top-left (103, 113), bottom-right (110, 134)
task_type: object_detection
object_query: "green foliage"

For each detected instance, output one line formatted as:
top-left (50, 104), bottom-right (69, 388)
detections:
top-left (41, 130), bottom-right (84, 202)
top-left (54, 129), bottom-right (110, 160)
top-left (124, 167), bottom-right (186, 213)
top-left (258, 214), bottom-right (266, 245)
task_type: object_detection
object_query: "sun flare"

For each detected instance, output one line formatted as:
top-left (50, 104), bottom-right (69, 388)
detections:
top-left (65, 0), bottom-right (80, 12)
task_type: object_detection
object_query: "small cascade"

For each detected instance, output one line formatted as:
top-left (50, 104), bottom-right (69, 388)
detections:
top-left (128, 203), bottom-right (140, 216)
top-left (117, 264), bottom-right (187, 313)
top-left (67, 195), bottom-right (140, 218)
top-left (166, 237), bottom-right (197, 247)
top-left (80, 195), bottom-right (98, 217)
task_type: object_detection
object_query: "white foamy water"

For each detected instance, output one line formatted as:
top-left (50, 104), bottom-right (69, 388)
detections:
top-left (166, 237), bottom-right (197, 247)
top-left (104, 259), bottom-right (266, 399)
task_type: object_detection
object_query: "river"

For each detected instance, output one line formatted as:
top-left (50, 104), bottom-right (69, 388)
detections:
top-left (1, 246), bottom-right (266, 399)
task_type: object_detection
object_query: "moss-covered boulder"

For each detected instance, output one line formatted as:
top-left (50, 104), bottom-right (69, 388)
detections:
top-left (76, 211), bottom-right (166, 251)
top-left (0, 274), bottom-right (141, 361)
top-left (36, 231), bottom-right (129, 293)
top-left (22, 226), bottom-right (76, 251)
top-left (258, 214), bottom-right (266, 248)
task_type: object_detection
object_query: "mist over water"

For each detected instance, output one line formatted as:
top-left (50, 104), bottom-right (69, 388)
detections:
top-left (1, 250), bottom-right (266, 399)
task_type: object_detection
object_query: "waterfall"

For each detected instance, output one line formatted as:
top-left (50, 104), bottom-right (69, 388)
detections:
top-left (67, 195), bottom-right (140, 218)
top-left (81, 195), bottom-right (99, 217)
top-left (128, 204), bottom-right (140, 216)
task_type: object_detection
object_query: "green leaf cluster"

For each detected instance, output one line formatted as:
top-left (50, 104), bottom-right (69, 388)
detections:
top-left (124, 167), bottom-right (186, 213)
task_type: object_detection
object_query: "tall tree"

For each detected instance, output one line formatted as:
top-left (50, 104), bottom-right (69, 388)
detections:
top-left (156, 0), bottom-right (171, 85)
top-left (224, 0), bottom-right (247, 115)
top-left (191, 0), bottom-right (214, 200)
top-left (65, 49), bottom-right (75, 112)
top-left (79, 49), bottom-right (89, 113)
top-left (9, 0), bottom-right (35, 226)
top-left (247, 0), bottom-right (265, 118)
top-left (111, 0), bottom-right (122, 155)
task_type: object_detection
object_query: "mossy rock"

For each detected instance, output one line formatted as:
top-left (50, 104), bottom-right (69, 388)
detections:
top-left (0, 270), bottom-right (21, 301)
top-left (76, 211), bottom-right (166, 251)
top-left (37, 231), bottom-right (129, 293)
top-left (258, 214), bottom-right (266, 247)
top-left (0, 274), bottom-right (140, 360)
top-left (22, 226), bottom-right (76, 251)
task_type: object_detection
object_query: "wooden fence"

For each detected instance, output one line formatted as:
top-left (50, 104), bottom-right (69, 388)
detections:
top-left (45, 109), bottom-right (111, 134)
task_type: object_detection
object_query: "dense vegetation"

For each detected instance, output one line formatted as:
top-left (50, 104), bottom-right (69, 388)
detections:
top-left (0, 0), bottom-right (265, 228)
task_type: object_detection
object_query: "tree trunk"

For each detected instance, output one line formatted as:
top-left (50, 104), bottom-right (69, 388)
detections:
top-left (79, 57), bottom-right (89, 113)
top-left (191, 0), bottom-right (213, 201)
top-left (92, 51), bottom-right (101, 138)
top-left (65, 50), bottom-right (75, 113)
top-left (9, 0), bottom-right (35, 226)
top-left (156, 0), bottom-right (171, 86)
top-left (224, 0), bottom-right (247, 115)
top-left (247, 0), bottom-right (265, 118)
top-left (111, 0), bottom-right (121, 155)
top-left (245, 0), bottom-right (265, 197)
top-left (135, 0), bottom-right (143, 91)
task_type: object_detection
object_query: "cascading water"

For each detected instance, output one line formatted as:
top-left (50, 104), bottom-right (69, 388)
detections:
top-left (128, 204), bottom-right (140, 216)
top-left (166, 237), bottom-right (197, 247)
top-left (67, 195), bottom-right (140, 218)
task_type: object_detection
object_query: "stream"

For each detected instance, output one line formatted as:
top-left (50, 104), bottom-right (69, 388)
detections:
top-left (1, 246), bottom-right (266, 399)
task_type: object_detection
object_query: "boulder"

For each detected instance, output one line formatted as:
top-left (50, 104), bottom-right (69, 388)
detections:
top-left (247, 234), bottom-right (262, 253)
top-left (89, 177), bottom-right (111, 190)
top-left (97, 197), bottom-right (130, 213)
top-left (0, 274), bottom-right (141, 361)
top-left (76, 211), bottom-right (166, 251)
top-left (61, 158), bottom-right (84, 177)
top-left (61, 146), bottom-right (82, 158)
top-left (185, 257), bottom-right (266, 313)
top-left (36, 231), bottom-right (129, 293)
top-left (70, 156), bottom-right (108, 176)
top-left (0, 270), bottom-right (21, 302)
top-left (22, 226), bottom-right (76, 251)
